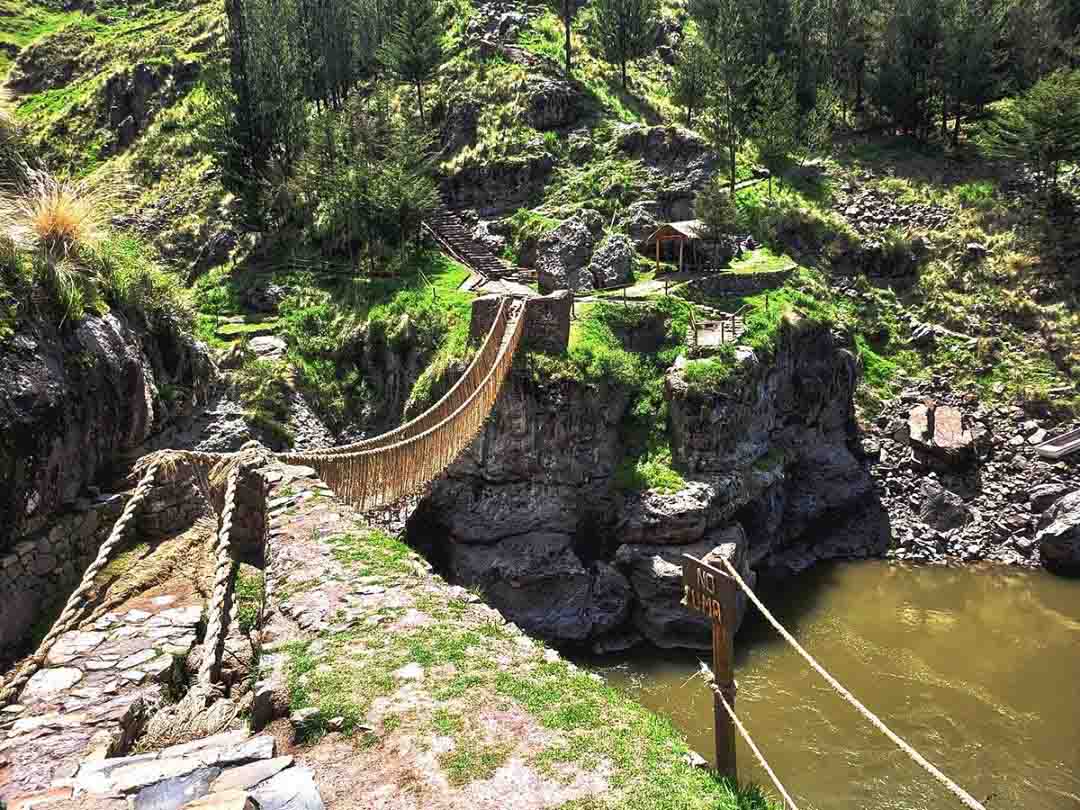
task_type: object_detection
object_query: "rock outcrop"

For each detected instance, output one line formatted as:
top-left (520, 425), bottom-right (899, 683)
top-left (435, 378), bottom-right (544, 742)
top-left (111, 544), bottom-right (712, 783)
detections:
top-left (411, 313), bottom-right (873, 650)
top-left (588, 233), bottom-right (637, 288)
top-left (1036, 491), bottom-right (1080, 572)
top-left (0, 312), bottom-right (213, 547)
top-left (536, 209), bottom-right (605, 293)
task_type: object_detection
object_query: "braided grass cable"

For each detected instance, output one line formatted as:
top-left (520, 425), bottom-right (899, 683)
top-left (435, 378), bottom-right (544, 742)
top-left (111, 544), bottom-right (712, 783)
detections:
top-left (0, 461), bottom-right (162, 705)
top-left (287, 302), bottom-right (524, 514)
top-left (279, 298), bottom-right (512, 461)
top-left (198, 466), bottom-right (240, 689)
top-left (716, 556), bottom-right (987, 810)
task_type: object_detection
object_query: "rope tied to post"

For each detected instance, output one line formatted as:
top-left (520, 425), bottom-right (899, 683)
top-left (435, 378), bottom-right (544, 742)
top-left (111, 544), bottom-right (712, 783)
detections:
top-left (715, 556), bottom-right (988, 810)
top-left (699, 662), bottom-right (801, 810)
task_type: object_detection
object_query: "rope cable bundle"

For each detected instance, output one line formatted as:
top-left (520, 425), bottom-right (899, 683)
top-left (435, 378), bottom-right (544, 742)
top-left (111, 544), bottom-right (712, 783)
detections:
top-left (199, 466), bottom-right (240, 688)
top-left (715, 556), bottom-right (987, 810)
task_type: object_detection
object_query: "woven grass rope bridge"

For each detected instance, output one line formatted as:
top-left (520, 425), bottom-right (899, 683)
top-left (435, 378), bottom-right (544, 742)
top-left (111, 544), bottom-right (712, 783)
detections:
top-left (1, 296), bottom-right (525, 706)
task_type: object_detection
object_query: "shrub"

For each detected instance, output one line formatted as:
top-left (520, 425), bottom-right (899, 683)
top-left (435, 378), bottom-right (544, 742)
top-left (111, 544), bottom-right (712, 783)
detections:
top-left (954, 180), bottom-right (995, 208)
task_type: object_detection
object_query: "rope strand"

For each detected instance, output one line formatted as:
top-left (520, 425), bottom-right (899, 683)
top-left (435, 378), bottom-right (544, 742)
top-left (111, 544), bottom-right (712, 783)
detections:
top-left (700, 662), bottom-right (801, 810)
top-left (716, 556), bottom-right (987, 810)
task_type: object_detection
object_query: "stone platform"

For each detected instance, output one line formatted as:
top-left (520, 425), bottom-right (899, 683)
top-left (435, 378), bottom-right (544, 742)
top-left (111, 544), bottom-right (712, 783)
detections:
top-left (0, 590), bottom-right (202, 801)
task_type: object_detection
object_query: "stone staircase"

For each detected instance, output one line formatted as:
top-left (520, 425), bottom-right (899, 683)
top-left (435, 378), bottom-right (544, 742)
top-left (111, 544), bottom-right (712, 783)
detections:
top-left (424, 203), bottom-right (513, 280)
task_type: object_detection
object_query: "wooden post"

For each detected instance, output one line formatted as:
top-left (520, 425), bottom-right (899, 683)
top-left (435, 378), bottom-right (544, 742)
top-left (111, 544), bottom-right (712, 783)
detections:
top-left (682, 555), bottom-right (738, 780)
top-left (712, 586), bottom-right (738, 780)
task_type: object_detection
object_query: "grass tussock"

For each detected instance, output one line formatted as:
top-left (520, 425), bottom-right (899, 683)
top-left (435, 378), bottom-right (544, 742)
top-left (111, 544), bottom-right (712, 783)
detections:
top-left (0, 168), bottom-right (128, 258)
top-left (0, 168), bottom-right (190, 328)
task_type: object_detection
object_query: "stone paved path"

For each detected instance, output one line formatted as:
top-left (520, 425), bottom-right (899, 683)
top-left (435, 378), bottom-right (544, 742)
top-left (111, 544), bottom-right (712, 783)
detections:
top-left (0, 587), bottom-right (202, 801)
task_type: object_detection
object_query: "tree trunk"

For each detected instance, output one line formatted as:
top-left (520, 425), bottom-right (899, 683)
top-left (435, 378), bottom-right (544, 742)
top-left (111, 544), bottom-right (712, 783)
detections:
top-left (729, 143), bottom-right (737, 196)
top-left (563, 0), bottom-right (572, 79)
top-left (416, 81), bottom-right (426, 126)
top-left (621, 59), bottom-right (627, 90)
top-left (951, 114), bottom-right (961, 147)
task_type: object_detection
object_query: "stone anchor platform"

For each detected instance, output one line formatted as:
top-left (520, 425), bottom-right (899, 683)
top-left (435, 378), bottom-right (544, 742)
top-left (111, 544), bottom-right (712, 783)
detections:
top-left (0, 593), bottom-right (202, 802)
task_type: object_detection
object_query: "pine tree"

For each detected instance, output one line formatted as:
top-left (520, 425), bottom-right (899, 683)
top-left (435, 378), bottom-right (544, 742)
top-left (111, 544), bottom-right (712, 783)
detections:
top-left (672, 35), bottom-right (711, 127)
top-left (978, 68), bottom-right (1080, 197)
top-left (873, 0), bottom-right (943, 139)
top-left (591, 0), bottom-right (660, 89)
top-left (752, 55), bottom-right (799, 195)
top-left (939, 0), bottom-right (1001, 144)
top-left (379, 0), bottom-right (445, 125)
top-left (693, 0), bottom-right (755, 194)
top-left (553, 0), bottom-right (574, 78)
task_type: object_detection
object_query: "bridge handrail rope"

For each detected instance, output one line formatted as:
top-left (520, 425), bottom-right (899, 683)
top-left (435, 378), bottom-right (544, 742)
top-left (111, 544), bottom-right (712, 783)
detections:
top-left (0, 459), bottom-right (162, 706)
top-left (290, 297), bottom-right (512, 457)
top-left (700, 662), bottom-right (800, 810)
top-left (198, 466), bottom-right (240, 689)
top-left (278, 299), bottom-right (525, 512)
top-left (715, 556), bottom-right (987, 810)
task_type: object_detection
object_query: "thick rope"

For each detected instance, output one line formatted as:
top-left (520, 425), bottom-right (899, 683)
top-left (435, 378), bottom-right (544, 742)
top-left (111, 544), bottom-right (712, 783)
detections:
top-left (716, 556), bottom-right (987, 810)
top-left (700, 662), bottom-right (800, 810)
top-left (277, 300), bottom-right (525, 513)
top-left (199, 466), bottom-right (240, 688)
top-left (0, 461), bottom-right (161, 705)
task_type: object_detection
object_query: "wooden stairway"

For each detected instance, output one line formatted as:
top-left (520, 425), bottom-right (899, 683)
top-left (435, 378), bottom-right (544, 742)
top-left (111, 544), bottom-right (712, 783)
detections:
top-left (424, 203), bottom-right (513, 280)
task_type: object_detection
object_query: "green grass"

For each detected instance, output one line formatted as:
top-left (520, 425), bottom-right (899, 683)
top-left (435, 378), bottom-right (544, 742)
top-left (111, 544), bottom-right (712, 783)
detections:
top-left (279, 518), bottom-right (781, 809)
top-left (234, 565), bottom-right (265, 636)
top-left (215, 317), bottom-right (279, 337)
top-left (728, 247), bottom-right (796, 275)
top-left (326, 531), bottom-right (416, 578)
top-left (0, 0), bottom-right (84, 74)
top-left (562, 298), bottom-right (695, 494)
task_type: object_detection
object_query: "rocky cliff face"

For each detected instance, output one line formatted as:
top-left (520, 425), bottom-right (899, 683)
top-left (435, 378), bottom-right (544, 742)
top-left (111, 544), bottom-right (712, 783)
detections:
top-left (410, 316), bottom-right (881, 652)
top-left (0, 312), bottom-right (213, 547)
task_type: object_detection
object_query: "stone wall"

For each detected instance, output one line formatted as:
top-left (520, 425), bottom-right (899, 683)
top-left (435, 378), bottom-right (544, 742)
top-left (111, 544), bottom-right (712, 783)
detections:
top-left (0, 494), bottom-right (124, 655)
top-left (0, 465), bottom-right (210, 657)
top-left (680, 269), bottom-right (793, 300)
top-left (469, 290), bottom-right (572, 354)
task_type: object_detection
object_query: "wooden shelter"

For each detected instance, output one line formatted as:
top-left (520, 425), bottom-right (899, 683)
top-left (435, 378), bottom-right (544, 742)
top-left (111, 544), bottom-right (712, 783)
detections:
top-left (644, 220), bottom-right (716, 273)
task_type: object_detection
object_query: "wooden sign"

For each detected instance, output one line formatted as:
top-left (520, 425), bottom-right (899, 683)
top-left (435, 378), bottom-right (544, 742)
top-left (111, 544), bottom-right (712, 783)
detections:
top-left (681, 554), bottom-right (729, 622)
top-left (681, 553), bottom-right (738, 780)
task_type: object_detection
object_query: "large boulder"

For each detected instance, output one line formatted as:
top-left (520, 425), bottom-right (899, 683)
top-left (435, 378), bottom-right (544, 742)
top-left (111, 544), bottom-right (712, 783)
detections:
top-left (615, 524), bottom-right (751, 650)
top-left (918, 479), bottom-right (971, 531)
top-left (908, 403), bottom-right (973, 467)
top-left (618, 201), bottom-right (661, 244)
top-left (524, 78), bottom-right (580, 131)
top-left (588, 233), bottom-right (637, 288)
top-left (446, 532), bottom-right (632, 642)
top-left (617, 481), bottom-right (714, 545)
top-left (1036, 490), bottom-right (1080, 572)
top-left (536, 209), bottom-right (604, 293)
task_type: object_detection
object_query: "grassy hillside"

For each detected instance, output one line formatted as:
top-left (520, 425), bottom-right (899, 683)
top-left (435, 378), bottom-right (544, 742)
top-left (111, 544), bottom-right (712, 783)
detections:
top-left (2, 0), bottom-right (1076, 422)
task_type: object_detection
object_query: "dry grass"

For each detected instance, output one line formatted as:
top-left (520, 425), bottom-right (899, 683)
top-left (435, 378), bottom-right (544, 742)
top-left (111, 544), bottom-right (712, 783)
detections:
top-left (0, 168), bottom-right (129, 258)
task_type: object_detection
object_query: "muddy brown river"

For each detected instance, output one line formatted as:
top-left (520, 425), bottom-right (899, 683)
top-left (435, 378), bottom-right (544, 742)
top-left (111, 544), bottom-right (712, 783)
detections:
top-left (590, 561), bottom-right (1080, 809)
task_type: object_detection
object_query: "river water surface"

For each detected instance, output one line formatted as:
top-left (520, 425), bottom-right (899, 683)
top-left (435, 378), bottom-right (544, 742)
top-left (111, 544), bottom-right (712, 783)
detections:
top-left (590, 561), bottom-right (1080, 810)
